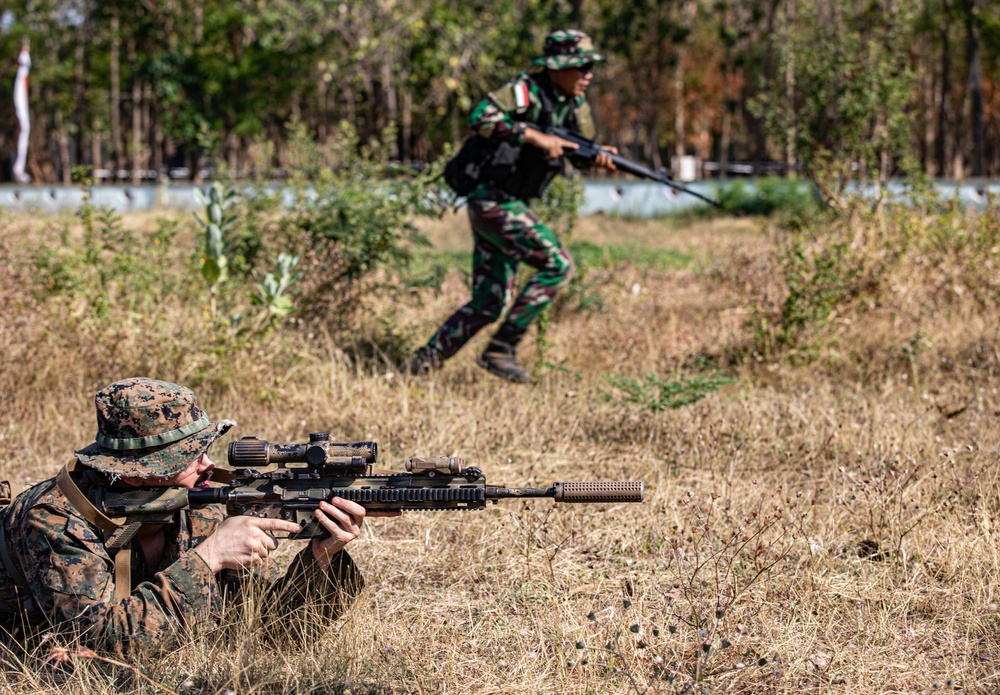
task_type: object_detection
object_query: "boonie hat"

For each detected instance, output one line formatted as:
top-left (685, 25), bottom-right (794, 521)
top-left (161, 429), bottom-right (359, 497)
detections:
top-left (74, 377), bottom-right (235, 479)
top-left (531, 29), bottom-right (605, 70)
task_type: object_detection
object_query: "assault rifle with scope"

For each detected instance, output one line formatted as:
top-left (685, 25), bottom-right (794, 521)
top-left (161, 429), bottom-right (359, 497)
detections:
top-left (85, 433), bottom-right (644, 540)
top-left (533, 124), bottom-right (722, 208)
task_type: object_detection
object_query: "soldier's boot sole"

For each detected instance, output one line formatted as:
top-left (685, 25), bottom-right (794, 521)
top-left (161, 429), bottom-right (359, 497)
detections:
top-left (476, 354), bottom-right (532, 384)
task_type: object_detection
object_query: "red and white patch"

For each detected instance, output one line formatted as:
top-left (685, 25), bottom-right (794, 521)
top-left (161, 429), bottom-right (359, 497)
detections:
top-left (514, 83), bottom-right (530, 109)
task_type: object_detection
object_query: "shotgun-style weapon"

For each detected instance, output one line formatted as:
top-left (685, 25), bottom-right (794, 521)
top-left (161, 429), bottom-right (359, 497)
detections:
top-left (87, 433), bottom-right (644, 539)
top-left (538, 125), bottom-right (723, 208)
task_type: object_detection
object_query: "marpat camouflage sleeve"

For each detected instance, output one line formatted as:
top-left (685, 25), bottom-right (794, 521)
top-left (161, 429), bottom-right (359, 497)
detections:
top-left (14, 484), bottom-right (221, 656)
top-left (7, 480), bottom-right (364, 656)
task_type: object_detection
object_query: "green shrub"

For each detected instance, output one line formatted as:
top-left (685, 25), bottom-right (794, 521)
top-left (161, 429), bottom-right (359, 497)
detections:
top-left (273, 123), bottom-right (448, 323)
top-left (602, 372), bottom-right (735, 412)
top-left (718, 177), bottom-right (818, 217)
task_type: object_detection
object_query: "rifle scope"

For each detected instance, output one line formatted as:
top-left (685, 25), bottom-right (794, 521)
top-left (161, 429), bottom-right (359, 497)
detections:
top-left (228, 434), bottom-right (378, 468)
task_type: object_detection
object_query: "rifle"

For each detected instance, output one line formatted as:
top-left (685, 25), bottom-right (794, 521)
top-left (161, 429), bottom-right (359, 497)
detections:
top-left (535, 125), bottom-right (723, 208)
top-left (86, 433), bottom-right (644, 539)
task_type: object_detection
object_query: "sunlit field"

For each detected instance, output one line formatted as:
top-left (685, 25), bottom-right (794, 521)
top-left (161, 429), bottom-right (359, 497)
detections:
top-left (1, 203), bottom-right (998, 694)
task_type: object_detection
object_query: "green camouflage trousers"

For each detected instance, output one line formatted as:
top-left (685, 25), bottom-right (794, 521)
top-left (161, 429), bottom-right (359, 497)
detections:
top-left (428, 196), bottom-right (574, 358)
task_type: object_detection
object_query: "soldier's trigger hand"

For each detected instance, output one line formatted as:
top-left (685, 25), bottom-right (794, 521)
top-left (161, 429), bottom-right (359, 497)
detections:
top-left (524, 130), bottom-right (578, 159)
top-left (195, 516), bottom-right (302, 573)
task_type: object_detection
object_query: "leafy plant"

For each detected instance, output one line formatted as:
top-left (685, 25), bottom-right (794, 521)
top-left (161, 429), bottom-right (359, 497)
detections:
top-left (193, 183), bottom-right (240, 316)
top-left (278, 123), bottom-right (448, 323)
top-left (603, 372), bottom-right (735, 413)
top-left (250, 253), bottom-right (302, 330)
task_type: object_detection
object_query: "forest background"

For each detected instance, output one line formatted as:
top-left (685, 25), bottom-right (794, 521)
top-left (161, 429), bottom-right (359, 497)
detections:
top-left (0, 0), bottom-right (999, 184)
top-left (3, 0), bottom-right (1000, 694)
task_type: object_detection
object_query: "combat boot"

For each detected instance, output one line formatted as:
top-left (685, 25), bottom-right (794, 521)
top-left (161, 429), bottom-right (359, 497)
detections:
top-left (404, 345), bottom-right (443, 375)
top-left (477, 340), bottom-right (532, 384)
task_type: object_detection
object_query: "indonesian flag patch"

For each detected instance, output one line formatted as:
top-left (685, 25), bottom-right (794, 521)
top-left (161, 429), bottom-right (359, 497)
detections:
top-left (514, 82), bottom-right (530, 109)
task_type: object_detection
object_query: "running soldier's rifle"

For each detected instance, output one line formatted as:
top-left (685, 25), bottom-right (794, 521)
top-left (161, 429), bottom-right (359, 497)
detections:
top-left (85, 433), bottom-right (644, 539)
top-left (534, 124), bottom-right (722, 208)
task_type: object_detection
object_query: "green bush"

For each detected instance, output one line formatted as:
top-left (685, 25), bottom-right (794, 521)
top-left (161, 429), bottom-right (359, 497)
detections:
top-left (273, 123), bottom-right (448, 322)
top-left (746, 191), bottom-right (1000, 361)
top-left (602, 372), bottom-right (735, 412)
top-left (718, 177), bottom-right (818, 217)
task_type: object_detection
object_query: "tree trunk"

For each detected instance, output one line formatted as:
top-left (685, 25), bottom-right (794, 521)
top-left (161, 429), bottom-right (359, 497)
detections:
top-left (129, 36), bottom-right (142, 183)
top-left (382, 54), bottom-right (398, 159)
top-left (673, 49), bottom-right (686, 171)
top-left (317, 77), bottom-right (329, 144)
top-left (74, 7), bottom-right (90, 169)
top-left (719, 4), bottom-right (732, 180)
top-left (92, 130), bottom-right (103, 172)
top-left (964, 0), bottom-right (985, 176)
top-left (110, 11), bottom-right (122, 178)
top-left (401, 69), bottom-right (412, 164)
top-left (785, 0), bottom-right (796, 177)
top-left (55, 108), bottom-right (71, 183)
top-left (937, 3), bottom-right (953, 177)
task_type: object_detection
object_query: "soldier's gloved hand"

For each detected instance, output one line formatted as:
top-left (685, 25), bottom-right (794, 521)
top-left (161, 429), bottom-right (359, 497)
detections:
top-left (523, 129), bottom-right (579, 159)
top-left (310, 497), bottom-right (401, 570)
top-left (195, 516), bottom-right (301, 573)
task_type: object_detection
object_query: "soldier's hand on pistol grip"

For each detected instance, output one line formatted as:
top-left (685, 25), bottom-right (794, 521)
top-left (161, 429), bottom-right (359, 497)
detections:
top-left (310, 497), bottom-right (402, 570)
top-left (523, 129), bottom-right (579, 159)
top-left (194, 516), bottom-right (302, 573)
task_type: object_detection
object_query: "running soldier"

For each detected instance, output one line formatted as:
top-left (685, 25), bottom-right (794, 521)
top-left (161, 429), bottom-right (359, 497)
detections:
top-left (0, 377), bottom-right (393, 656)
top-left (406, 29), bottom-right (617, 383)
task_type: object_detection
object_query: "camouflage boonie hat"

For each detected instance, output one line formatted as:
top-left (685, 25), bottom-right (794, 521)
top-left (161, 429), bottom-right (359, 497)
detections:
top-left (74, 377), bottom-right (235, 479)
top-left (531, 29), bottom-right (605, 70)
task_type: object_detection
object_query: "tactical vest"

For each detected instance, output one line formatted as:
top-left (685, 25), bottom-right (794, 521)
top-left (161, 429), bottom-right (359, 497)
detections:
top-left (444, 72), bottom-right (580, 202)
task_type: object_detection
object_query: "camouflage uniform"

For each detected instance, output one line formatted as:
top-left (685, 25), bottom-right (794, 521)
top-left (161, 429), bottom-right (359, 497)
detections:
top-left (0, 378), bottom-right (362, 656)
top-left (420, 30), bottom-right (606, 370)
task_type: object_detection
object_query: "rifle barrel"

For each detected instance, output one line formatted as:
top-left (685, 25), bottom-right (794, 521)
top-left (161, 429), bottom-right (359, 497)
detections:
top-left (488, 481), bottom-right (643, 504)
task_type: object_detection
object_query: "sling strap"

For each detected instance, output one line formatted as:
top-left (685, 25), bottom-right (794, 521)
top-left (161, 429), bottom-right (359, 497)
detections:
top-left (56, 460), bottom-right (133, 603)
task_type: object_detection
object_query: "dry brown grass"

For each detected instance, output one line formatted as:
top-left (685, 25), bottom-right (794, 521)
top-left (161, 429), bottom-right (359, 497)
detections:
top-left (1, 205), bottom-right (999, 693)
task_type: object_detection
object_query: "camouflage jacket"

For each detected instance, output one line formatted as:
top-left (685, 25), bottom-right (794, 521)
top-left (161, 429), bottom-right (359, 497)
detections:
top-left (0, 472), bottom-right (363, 656)
top-left (469, 71), bottom-right (596, 144)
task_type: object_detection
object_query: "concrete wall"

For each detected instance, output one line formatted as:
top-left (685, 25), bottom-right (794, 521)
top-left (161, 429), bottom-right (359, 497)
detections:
top-left (0, 180), bottom-right (997, 217)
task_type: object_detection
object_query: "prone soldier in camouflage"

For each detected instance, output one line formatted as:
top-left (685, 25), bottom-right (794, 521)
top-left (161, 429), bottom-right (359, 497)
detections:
top-left (0, 377), bottom-right (388, 656)
top-left (407, 29), bottom-right (618, 383)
